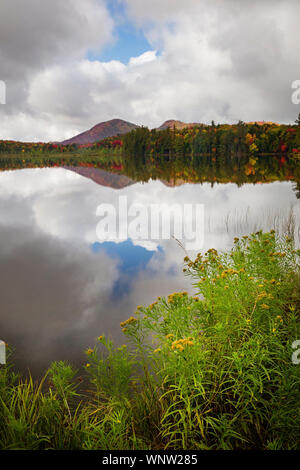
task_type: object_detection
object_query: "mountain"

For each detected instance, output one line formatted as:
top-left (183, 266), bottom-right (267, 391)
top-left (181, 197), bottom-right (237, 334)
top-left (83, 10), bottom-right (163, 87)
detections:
top-left (61, 119), bottom-right (138, 145)
top-left (61, 118), bottom-right (203, 146)
top-left (157, 120), bottom-right (201, 131)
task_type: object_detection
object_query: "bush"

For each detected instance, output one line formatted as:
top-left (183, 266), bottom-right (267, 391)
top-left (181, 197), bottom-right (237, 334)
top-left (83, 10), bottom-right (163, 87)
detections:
top-left (0, 231), bottom-right (299, 449)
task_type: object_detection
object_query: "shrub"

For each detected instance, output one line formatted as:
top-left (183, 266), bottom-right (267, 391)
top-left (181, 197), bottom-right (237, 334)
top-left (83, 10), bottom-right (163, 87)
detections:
top-left (0, 232), bottom-right (299, 449)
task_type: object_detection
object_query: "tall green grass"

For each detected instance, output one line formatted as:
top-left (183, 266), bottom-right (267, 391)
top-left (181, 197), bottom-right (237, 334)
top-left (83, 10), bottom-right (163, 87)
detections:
top-left (0, 231), bottom-right (299, 450)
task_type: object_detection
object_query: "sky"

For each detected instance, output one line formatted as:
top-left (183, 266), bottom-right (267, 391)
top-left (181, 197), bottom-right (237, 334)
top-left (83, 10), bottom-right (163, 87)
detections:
top-left (0, 0), bottom-right (300, 142)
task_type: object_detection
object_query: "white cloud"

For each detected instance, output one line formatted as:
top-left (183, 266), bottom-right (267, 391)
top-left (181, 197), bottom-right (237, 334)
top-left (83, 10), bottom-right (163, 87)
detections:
top-left (0, 0), bottom-right (300, 141)
top-left (129, 50), bottom-right (157, 66)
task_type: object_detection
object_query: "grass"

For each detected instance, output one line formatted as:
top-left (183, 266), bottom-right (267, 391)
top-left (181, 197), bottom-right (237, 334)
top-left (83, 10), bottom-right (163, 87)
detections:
top-left (214, 205), bottom-right (300, 248)
top-left (0, 231), bottom-right (299, 450)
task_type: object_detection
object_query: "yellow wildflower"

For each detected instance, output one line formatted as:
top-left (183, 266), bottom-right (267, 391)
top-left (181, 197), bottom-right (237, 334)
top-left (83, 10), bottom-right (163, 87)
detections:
top-left (258, 292), bottom-right (268, 299)
top-left (120, 316), bottom-right (137, 328)
top-left (166, 334), bottom-right (174, 339)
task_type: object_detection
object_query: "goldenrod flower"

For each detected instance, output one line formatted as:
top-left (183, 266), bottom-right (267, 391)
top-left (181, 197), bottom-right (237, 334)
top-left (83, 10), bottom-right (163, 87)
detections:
top-left (166, 334), bottom-right (174, 339)
top-left (258, 292), bottom-right (268, 299)
top-left (120, 316), bottom-right (137, 328)
top-left (171, 337), bottom-right (194, 351)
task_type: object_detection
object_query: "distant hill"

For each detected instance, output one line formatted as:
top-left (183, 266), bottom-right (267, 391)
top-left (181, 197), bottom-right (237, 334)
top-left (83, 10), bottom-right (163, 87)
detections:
top-left (60, 118), bottom-right (204, 146)
top-left (61, 119), bottom-right (138, 145)
top-left (245, 121), bottom-right (279, 126)
top-left (157, 120), bottom-right (201, 131)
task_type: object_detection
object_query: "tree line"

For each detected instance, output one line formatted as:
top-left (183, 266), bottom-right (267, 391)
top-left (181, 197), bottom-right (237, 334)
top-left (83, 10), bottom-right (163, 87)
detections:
top-left (122, 121), bottom-right (300, 159)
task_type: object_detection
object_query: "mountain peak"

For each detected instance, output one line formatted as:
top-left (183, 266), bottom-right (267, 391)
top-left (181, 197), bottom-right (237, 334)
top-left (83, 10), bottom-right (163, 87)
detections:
top-left (157, 120), bottom-right (201, 130)
top-left (61, 118), bottom-right (138, 145)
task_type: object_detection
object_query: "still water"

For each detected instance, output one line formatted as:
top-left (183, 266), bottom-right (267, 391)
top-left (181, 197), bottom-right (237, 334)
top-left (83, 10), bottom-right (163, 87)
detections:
top-left (0, 166), bottom-right (299, 375)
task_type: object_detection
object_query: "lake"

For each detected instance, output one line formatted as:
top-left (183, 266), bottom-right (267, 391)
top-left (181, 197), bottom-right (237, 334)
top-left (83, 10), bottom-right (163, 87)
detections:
top-left (0, 163), bottom-right (299, 376)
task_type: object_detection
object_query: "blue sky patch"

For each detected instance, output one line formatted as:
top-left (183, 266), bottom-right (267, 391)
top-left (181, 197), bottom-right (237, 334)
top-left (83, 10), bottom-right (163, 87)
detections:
top-left (92, 239), bottom-right (159, 299)
top-left (87, 0), bottom-right (152, 64)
